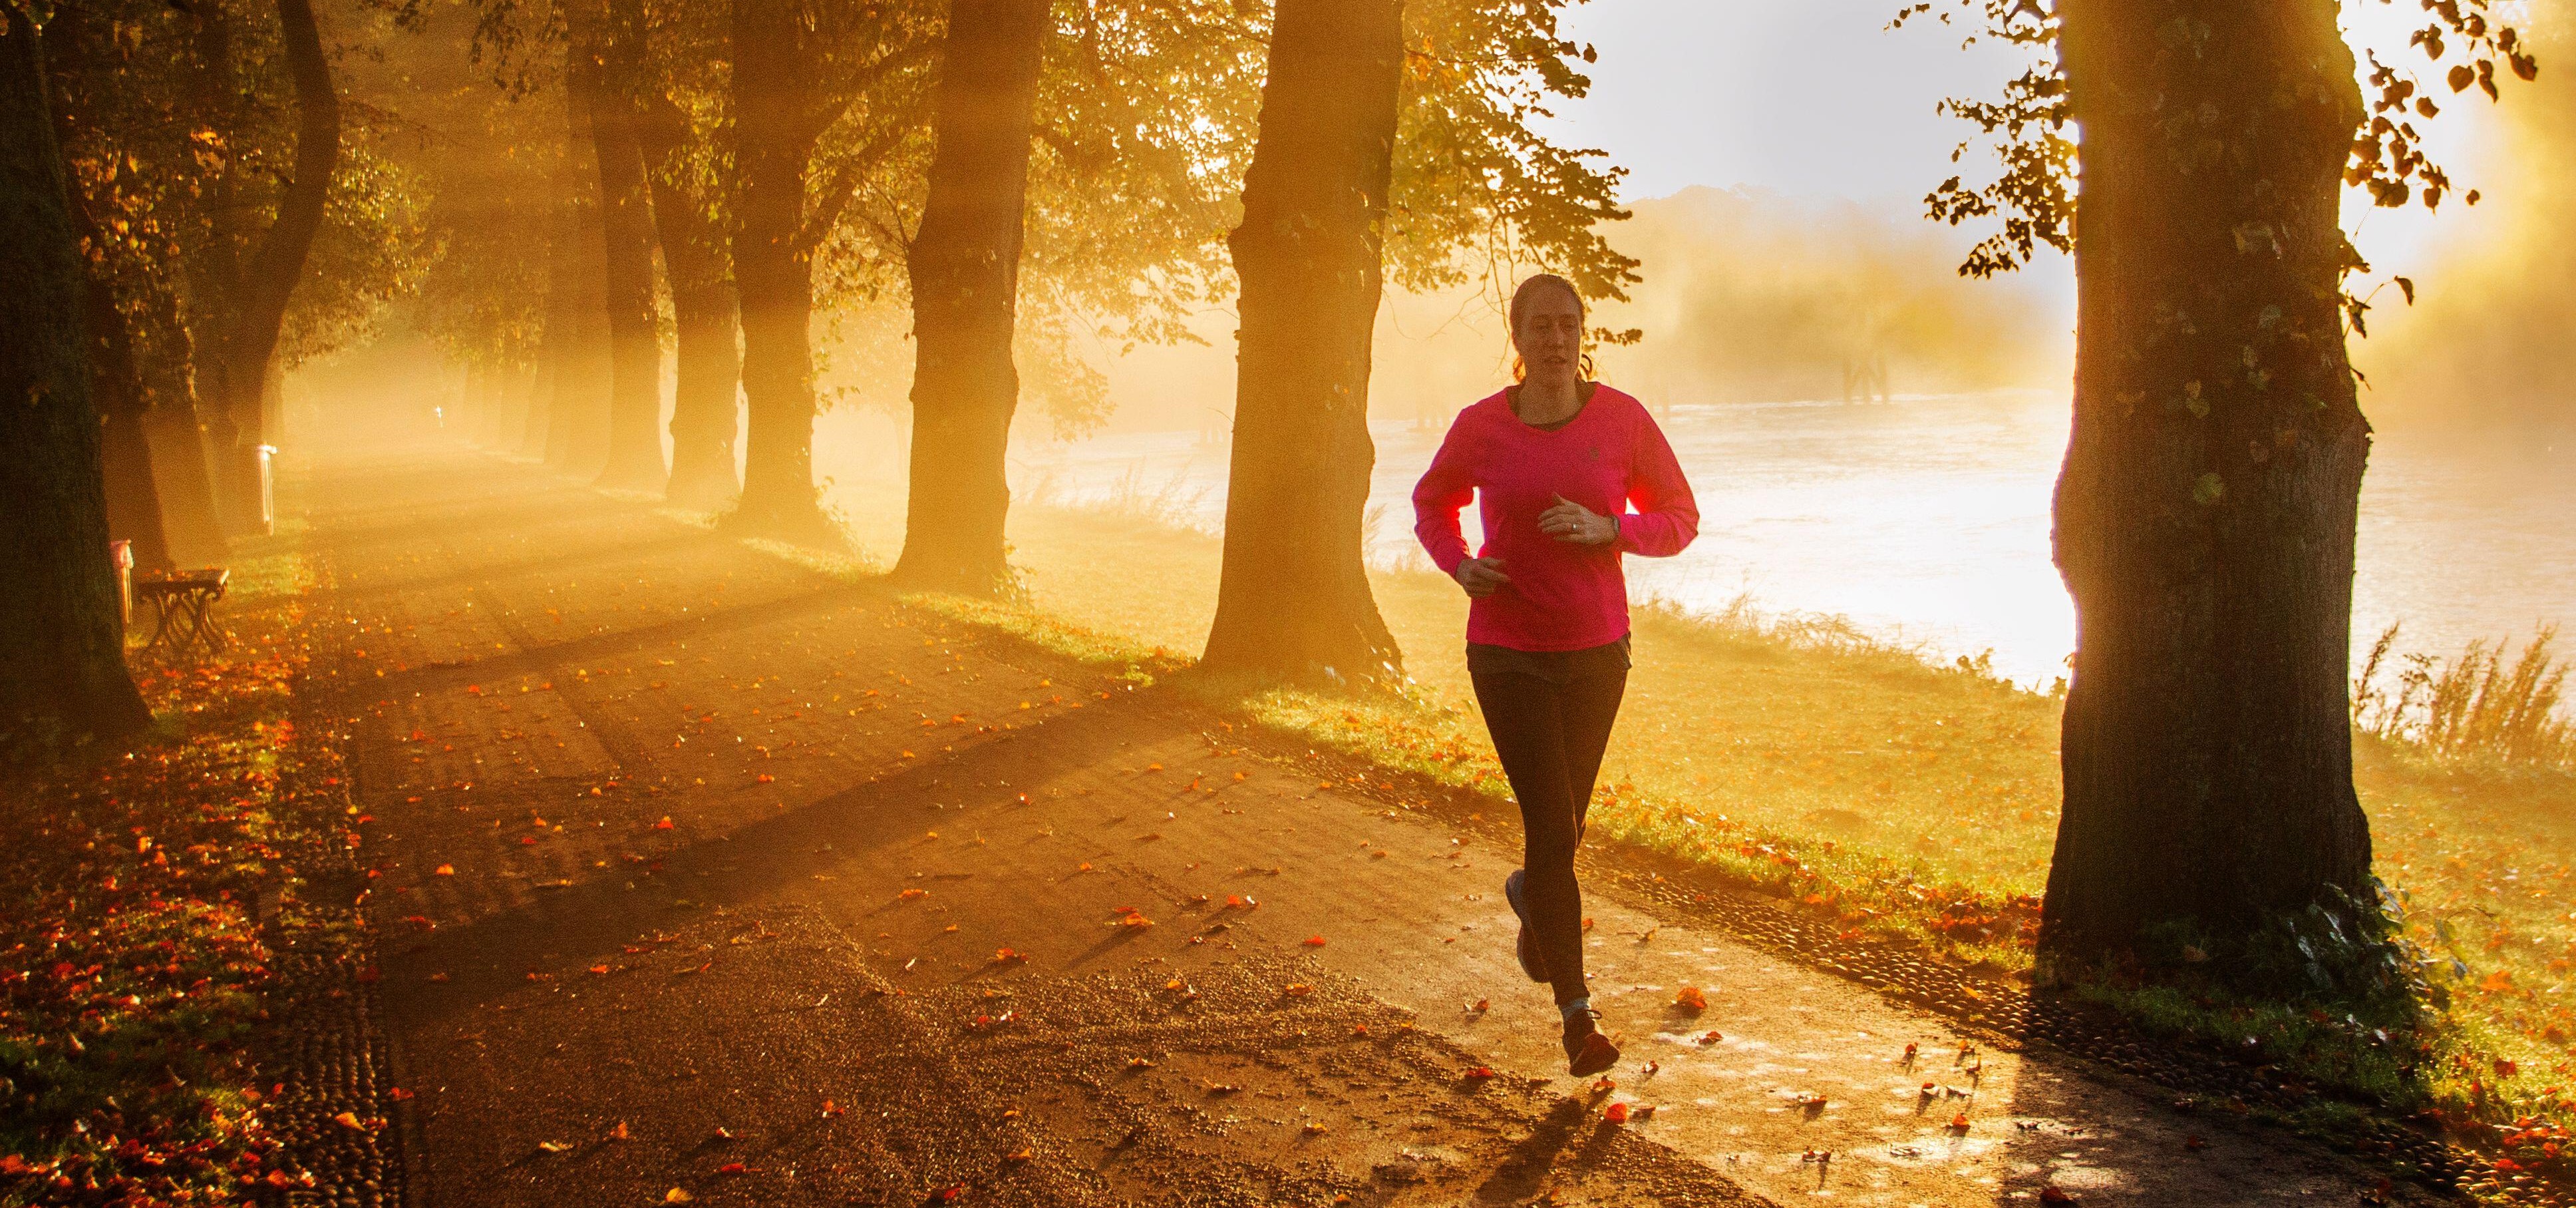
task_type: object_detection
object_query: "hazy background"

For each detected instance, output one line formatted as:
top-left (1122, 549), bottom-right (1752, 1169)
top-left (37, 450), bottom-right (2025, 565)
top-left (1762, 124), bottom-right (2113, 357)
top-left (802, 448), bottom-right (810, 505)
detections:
top-left (295, 0), bottom-right (2574, 682)
top-left (1029, 0), bottom-right (2573, 438)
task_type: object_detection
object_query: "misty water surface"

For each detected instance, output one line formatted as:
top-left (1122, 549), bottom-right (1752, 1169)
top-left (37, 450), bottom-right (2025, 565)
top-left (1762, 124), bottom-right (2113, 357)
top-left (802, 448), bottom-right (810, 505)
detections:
top-left (973, 391), bottom-right (2573, 688)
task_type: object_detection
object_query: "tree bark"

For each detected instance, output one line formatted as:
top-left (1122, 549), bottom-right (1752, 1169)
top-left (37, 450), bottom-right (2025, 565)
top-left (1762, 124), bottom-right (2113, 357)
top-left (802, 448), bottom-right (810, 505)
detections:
top-left (124, 265), bottom-right (226, 562)
top-left (542, 89), bottom-right (615, 475)
top-left (638, 91), bottom-right (744, 512)
top-left (39, 11), bottom-right (175, 576)
top-left (204, 0), bottom-right (339, 534)
top-left (521, 180), bottom-right (571, 462)
top-left (86, 290), bottom-right (176, 576)
top-left (520, 323), bottom-right (556, 459)
top-left (466, 364), bottom-right (498, 445)
top-left (1198, 0), bottom-right (1404, 683)
top-left (0, 4), bottom-right (150, 740)
top-left (142, 403), bottom-right (225, 563)
top-left (889, 0), bottom-right (1050, 594)
top-left (724, 0), bottom-right (838, 544)
top-left (2039, 0), bottom-right (2376, 978)
top-left (575, 0), bottom-right (670, 492)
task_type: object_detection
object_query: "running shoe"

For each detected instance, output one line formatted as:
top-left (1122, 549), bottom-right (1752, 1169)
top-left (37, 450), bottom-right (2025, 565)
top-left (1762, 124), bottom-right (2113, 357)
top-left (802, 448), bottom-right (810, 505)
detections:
top-left (1503, 869), bottom-right (1547, 983)
top-left (1563, 1006), bottom-right (1620, 1077)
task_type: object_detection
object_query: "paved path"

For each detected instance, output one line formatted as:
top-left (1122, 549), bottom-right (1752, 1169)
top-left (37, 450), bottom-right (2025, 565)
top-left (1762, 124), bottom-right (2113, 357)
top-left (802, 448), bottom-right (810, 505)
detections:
top-left (306, 447), bottom-right (2432, 1207)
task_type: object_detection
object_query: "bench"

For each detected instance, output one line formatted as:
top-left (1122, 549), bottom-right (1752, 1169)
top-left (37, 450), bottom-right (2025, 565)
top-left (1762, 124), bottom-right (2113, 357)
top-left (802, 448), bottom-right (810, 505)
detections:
top-left (134, 568), bottom-right (230, 658)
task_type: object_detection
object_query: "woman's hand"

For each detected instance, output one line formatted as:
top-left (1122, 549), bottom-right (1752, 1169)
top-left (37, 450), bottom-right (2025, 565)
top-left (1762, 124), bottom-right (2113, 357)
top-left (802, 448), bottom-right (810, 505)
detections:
top-left (1539, 495), bottom-right (1619, 546)
top-left (1453, 557), bottom-right (1512, 598)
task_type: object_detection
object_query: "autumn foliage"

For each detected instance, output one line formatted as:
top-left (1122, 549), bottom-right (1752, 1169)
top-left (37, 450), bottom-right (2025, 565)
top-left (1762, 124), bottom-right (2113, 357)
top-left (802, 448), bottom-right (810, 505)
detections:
top-left (0, 614), bottom-right (345, 1203)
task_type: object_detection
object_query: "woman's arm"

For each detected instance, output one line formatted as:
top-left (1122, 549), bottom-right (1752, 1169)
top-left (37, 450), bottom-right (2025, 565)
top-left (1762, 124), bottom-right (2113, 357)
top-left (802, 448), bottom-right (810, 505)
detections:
top-left (1615, 410), bottom-right (1699, 557)
top-left (1412, 417), bottom-right (1478, 575)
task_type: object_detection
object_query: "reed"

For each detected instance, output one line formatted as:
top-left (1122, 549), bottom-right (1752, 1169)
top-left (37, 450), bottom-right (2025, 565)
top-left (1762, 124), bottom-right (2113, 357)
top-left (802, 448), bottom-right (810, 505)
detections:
top-left (2354, 623), bottom-right (2574, 769)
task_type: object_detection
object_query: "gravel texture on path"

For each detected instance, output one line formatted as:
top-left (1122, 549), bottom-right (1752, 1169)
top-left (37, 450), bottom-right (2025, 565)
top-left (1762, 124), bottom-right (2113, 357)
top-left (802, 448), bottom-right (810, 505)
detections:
top-left (301, 448), bottom-right (2443, 1208)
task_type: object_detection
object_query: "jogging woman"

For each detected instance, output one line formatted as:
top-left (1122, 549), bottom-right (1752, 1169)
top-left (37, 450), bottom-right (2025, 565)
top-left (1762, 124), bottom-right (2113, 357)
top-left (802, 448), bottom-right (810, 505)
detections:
top-left (1411, 274), bottom-right (1700, 1077)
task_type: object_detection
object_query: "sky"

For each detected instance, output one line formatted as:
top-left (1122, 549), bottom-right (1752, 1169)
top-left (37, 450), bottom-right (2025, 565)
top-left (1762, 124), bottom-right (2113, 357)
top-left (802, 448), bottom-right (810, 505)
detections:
top-left (1537, 0), bottom-right (2512, 281)
top-left (1539, 0), bottom-right (2038, 206)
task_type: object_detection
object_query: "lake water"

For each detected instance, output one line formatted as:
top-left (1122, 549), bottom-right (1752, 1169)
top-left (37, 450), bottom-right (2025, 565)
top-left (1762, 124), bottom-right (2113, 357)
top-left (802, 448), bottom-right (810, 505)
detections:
top-left (978, 391), bottom-right (2574, 690)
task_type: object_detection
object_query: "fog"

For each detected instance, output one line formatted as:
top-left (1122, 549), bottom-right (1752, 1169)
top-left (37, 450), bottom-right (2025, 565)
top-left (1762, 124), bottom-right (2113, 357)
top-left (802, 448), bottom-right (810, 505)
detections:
top-left (2362, 0), bottom-right (2576, 441)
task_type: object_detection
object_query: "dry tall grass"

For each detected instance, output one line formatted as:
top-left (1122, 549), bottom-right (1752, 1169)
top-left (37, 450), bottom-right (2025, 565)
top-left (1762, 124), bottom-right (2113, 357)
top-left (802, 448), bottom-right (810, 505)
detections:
top-left (2354, 624), bottom-right (2575, 769)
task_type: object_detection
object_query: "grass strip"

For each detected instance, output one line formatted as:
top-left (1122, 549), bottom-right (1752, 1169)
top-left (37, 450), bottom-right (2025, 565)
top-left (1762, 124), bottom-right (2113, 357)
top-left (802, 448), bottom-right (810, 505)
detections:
top-left (0, 538), bottom-right (377, 1205)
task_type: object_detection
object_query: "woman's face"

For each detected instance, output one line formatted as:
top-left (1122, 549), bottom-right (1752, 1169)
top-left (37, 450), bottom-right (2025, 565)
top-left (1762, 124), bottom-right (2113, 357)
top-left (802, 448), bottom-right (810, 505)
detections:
top-left (1514, 287), bottom-right (1583, 380)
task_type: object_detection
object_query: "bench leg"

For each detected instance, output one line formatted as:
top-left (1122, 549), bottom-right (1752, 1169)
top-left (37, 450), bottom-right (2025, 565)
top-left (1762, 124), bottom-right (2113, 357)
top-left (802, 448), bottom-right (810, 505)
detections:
top-left (143, 598), bottom-right (180, 654)
top-left (181, 596), bottom-right (218, 658)
top-left (200, 598), bottom-right (229, 652)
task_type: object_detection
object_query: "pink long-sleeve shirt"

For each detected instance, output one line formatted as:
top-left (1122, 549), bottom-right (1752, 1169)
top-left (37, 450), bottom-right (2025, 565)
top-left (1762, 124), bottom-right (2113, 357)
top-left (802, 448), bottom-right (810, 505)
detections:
top-left (1412, 385), bottom-right (1700, 652)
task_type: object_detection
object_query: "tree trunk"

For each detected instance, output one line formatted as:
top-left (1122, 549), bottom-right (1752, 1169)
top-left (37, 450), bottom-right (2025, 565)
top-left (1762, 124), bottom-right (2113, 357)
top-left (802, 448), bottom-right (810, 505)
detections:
top-left (1198, 0), bottom-right (1404, 683)
top-left (126, 268), bottom-right (226, 562)
top-left (466, 365), bottom-right (498, 445)
top-left (521, 183), bottom-right (571, 462)
top-left (490, 371), bottom-right (526, 449)
top-left (2039, 0), bottom-right (2376, 980)
top-left (543, 89), bottom-right (615, 475)
top-left (575, 0), bottom-right (669, 493)
top-left (724, 0), bottom-right (838, 544)
top-left (0, 4), bottom-right (150, 739)
top-left (520, 334), bottom-right (556, 458)
top-left (88, 296), bottom-right (176, 575)
top-left (39, 8), bottom-right (175, 576)
top-left (100, 411), bottom-right (172, 573)
top-left (142, 407), bottom-right (224, 560)
top-left (889, 0), bottom-right (1050, 594)
top-left (187, 1), bottom-right (245, 475)
top-left (639, 90), bottom-right (744, 512)
top-left (207, 0), bottom-right (339, 534)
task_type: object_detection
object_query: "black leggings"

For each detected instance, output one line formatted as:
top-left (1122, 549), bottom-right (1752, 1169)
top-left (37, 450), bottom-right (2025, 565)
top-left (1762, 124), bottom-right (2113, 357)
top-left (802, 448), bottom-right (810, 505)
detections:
top-left (1470, 656), bottom-right (1627, 1005)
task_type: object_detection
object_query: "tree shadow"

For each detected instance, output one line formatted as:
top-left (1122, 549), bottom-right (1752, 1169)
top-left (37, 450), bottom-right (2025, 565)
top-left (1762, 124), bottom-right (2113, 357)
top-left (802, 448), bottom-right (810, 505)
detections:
top-left (374, 678), bottom-right (1196, 1035)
